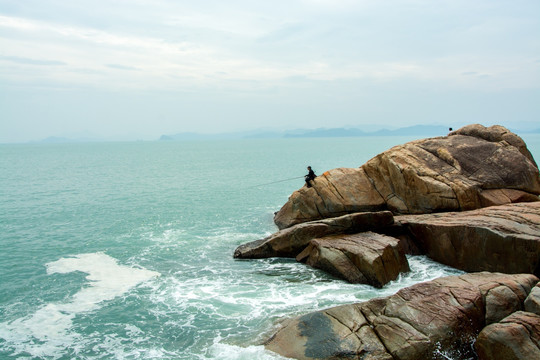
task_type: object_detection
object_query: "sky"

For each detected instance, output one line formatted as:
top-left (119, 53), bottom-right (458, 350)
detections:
top-left (1, 0), bottom-right (539, 143)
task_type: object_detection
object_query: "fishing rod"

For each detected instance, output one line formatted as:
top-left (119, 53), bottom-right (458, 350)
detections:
top-left (246, 176), bottom-right (305, 189)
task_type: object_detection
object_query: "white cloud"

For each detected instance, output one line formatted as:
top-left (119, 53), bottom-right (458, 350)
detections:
top-left (0, 1), bottom-right (538, 141)
top-left (3, 11), bottom-right (534, 93)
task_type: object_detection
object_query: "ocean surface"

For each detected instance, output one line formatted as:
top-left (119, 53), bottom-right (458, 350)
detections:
top-left (1, 134), bottom-right (539, 360)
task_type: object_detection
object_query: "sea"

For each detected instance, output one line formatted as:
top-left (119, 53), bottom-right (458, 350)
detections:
top-left (1, 134), bottom-right (539, 360)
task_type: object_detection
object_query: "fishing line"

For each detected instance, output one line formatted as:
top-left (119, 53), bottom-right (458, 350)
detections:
top-left (245, 176), bottom-right (305, 189)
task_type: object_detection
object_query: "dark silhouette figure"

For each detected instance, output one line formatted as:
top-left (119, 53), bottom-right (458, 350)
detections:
top-left (305, 166), bottom-right (316, 188)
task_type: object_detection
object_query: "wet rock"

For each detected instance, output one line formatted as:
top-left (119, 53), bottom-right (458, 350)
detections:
top-left (233, 211), bottom-right (393, 259)
top-left (395, 202), bottom-right (540, 276)
top-left (266, 304), bottom-right (393, 360)
top-left (296, 232), bottom-right (409, 287)
top-left (265, 272), bottom-right (539, 360)
top-left (274, 124), bottom-right (540, 229)
top-left (475, 311), bottom-right (540, 360)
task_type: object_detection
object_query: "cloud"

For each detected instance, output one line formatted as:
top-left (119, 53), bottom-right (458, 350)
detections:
top-left (256, 23), bottom-right (308, 43)
top-left (0, 55), bottom-right (66, 66)
top-left (1, 2), bottom-right (539, 93)
top-left (106, 64), bottom-right (139, 71)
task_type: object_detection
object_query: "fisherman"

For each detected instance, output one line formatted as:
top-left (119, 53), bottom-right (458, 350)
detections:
top-left (305, 166), bottom-right (316, 188)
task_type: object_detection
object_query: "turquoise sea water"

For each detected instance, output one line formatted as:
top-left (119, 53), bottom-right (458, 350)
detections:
top-left (1, 135), bottom-right (539, 359)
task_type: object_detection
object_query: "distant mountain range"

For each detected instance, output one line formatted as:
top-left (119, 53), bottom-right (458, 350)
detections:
top-left (39, 136), bottom-right (100, 143)
top-left (283, 125), bottom-right (453, 138)
top-left (160, 125), bottom-right (462, 141)
top-left (33, 125), bottom-right (540, 144)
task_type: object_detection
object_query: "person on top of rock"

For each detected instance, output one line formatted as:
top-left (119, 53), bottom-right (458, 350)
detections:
top-left (305, 166), bottom-right (316, 188)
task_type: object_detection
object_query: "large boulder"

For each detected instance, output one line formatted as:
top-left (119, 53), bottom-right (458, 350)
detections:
top-left (296, 232), bottom-right (410, 287)
top-left (234, 211), bottom-right (393, 259)
top-left (395, 202), bottom-right (540, 276)
top-left (274, 124), bottom-right (540, 229)
top-left (265, 272), bottom-right (539, 360)
top-left (452, 123), bottom-right (537, 167)
top-left (274, 168), bottom-right (386, 229)
top-left (475, 311), bottom-right (540, 360)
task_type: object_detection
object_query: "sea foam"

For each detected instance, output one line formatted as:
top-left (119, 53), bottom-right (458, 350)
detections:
top-left (0, 253), bottom-right (160, 358)
top-left (209, 343), bottom-right (289, 360)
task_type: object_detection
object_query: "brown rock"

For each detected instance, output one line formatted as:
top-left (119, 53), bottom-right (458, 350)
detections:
top-left (265, 272), bottom-right (539, 360)
top-left (525, 283), bottom-right (540, 315)
top-left (395, 202), bottom-right (540, 276)
top-left (484, 284), bottom-right (525, 325)
top-left (274, 168), bottom-right (386, 229)
top-left (233, 211), bottom-right (393, 259)
top-left (296, 232), bottom-right (410, 287)
top-left (475, 311), bottom-right (540, 360)
top-left (451, 123), bottom-right (537, 167)
top-left (274, 124), bottom-right (540, 229)
top-left (265, 304), bottom-right (392, 360)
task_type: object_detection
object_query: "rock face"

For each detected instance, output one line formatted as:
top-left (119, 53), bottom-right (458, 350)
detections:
top-left (475, 311), bottom-right (540, 360)
top-left (525, 283), bottom-right (540, 315)
top-left (265, 272), bottom-right (539, 360)
top-left (274, 124), bottom-right (540, 229)
top-left (235, 124), bottom-right (540, 359)
top-left (233, 211), bottom-right (393, 259)
top-left (452, 124), bottom-right (537, 167)
top-left (296, 232), bottom-right (409, 288)
top-left (274, 168), bottom-right (387, 229)
top-left (395, 202), bottom-right (540, 276)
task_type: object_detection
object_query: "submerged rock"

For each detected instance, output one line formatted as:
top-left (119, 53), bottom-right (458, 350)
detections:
top-left (274, 124), bottom-right (540, 229)
top-left (265, 272), bottom-right (539, 360)
top-left (296, 232), bottom-right (409, 287)
top-left (395, 202), bottom-right (540, 276)
top-left (233, 211), bottom-right (393, 259)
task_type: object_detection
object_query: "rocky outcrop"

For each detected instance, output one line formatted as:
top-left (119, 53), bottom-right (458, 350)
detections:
top-left (274, 168), bottom-right (387, 229)
top-left (265, 272), bottom-right (539, 360)
top-left (475, 311), bottom-right (540, 360)
top-left (234, 211), bottom-right (393, 259)
top-left (236, 201), bottom-right (540, 281)
top-left (394, 202), bottom-right (540, 276)
top-left (235, 124), bottom-right (540, 359)
top-left (274, 124), bottom-right (540, 229)
top-left (296, 232), bottom-right (409, 288)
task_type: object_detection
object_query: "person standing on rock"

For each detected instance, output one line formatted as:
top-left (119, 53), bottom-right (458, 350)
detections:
top-left (305, 166), bottom-right (316, 188)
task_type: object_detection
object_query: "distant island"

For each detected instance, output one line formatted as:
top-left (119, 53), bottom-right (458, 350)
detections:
top-left (159, 125), bottom-right (540, 141)
top-left (32, 125), bottom-right (540, 144)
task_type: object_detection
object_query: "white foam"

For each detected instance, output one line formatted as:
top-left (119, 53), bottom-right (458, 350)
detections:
top-left (209, 343), bottom-right (290, 360)
top-left (0, 253), bottom-right (160, 358)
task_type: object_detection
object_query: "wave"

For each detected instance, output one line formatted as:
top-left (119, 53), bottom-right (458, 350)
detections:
top-left (0, 253), bottom-right (159, 359)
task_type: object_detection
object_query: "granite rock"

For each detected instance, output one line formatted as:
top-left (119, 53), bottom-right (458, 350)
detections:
top-left (265, 272), bottom-right (539, 360)
top-left (296, 232), bottom-right (409, 287)
top-left (234, 211), bottom-right (393, 259)
top-left (274, 124), bottom-right (540, 229)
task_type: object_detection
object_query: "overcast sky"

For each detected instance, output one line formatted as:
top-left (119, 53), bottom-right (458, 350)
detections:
top-left (1, 0), bottom-right (539, 142)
